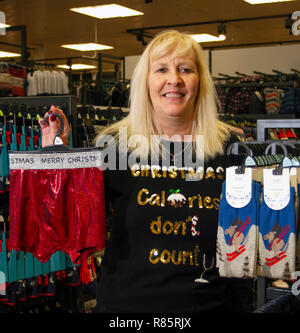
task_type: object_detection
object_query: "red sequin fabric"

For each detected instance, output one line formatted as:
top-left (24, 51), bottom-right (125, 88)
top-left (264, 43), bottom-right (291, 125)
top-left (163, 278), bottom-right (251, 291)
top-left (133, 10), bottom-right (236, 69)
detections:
top-left (9, 166), bottom-right (106, 265)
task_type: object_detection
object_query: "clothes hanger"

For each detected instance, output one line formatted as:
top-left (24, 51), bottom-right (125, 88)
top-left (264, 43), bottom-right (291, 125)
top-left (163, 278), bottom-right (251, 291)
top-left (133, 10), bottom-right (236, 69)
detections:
top-left (264, 142), bottom-right (293, 175)
top-left (41, 112), bottom-right (70, 151)
top-left (226, 141), bottom-right (256, 174)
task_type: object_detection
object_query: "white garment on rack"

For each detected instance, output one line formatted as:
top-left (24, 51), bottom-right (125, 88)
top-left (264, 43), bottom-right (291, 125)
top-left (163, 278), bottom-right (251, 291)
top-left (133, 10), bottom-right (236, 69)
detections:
top-left (35, 70), bottom-right (44, 95)
top-left (50, 71), bottom-right (57, 95)
top-left (43, 70), bottom-right (51, 95)
top-left (58, 71), bottom-right (69, 94)
top-left (26, 69), bottom-right (69, 96)
top-left (26, 73), bottom-right (37, 96)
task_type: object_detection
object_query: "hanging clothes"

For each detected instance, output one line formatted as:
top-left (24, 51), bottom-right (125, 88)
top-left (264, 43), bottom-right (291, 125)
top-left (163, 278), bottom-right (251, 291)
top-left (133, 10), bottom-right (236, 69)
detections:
top-left (0, 63), bottom-right (13, 97)
top-left (0, 62), bottom-right (26, 97)
top-left (279, 87), bottom-right (300, 117)
top-left (8, 64), bottom-right (26, 97)
top-left (26, 70), bottom-right (69, 96)
top-left (215, 75), bottom-right (295, 116)
top-left (8, 148), bottom-right (106, 265)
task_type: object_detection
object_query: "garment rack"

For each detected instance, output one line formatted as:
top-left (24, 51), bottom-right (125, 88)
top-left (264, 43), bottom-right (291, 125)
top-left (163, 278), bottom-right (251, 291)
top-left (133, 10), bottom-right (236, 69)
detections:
top-left (228, 138), bottom-right (300, 309)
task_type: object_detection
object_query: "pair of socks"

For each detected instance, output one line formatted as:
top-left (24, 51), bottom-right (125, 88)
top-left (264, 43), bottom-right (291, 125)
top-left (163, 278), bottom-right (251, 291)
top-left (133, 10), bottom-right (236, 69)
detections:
top-left (216, 181), bottom-right (260, 278)
top-left (258, 186), bottom-right (296, 280)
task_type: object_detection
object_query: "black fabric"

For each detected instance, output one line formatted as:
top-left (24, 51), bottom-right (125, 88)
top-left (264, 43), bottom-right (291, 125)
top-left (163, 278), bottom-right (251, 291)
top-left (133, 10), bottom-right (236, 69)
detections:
top-left (96, 134), bottom-right (252, 313)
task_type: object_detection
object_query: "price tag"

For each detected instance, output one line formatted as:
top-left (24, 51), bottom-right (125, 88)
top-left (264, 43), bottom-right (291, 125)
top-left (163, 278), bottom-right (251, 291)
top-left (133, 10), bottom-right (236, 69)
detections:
top-left (54, 136), bottom-right (63, 145)
top-left (263, 168), bottom-right (290, 210)
top-left (226, 167), bottom-right (252, 208)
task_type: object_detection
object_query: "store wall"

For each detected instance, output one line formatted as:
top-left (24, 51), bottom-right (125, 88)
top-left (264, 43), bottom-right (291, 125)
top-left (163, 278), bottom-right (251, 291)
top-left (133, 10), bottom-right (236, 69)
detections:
top-left (125, 43), bottom-right (300, 79)
top-left (211, 44), bottom-right (300, 77)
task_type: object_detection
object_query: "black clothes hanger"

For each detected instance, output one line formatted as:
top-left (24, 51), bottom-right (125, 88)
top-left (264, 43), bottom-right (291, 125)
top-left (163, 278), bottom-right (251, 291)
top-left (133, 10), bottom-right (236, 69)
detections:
top-left (264, 142), bottom-right (293, 175)
top-left (39, 111), bottom-right (100, 153)
top-left (41, 112), bottom-right (65, 148)
top-left (226, 142), bottom-right (256, 174)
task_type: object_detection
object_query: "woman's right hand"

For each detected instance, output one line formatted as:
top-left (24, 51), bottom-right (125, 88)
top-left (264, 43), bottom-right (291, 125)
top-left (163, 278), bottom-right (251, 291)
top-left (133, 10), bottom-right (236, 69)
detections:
top-left (38, 105), bottom-right (71, 148)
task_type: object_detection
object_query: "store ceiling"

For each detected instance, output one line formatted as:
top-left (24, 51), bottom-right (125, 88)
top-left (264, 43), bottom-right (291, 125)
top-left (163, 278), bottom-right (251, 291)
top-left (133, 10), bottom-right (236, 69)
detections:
top-left (0, 0), bottom-right (299, 72)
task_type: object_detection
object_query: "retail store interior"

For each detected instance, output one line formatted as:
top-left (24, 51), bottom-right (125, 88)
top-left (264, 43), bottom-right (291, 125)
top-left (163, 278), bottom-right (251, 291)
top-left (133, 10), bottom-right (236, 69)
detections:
top-left (0, 0), bottom-right (300, 314)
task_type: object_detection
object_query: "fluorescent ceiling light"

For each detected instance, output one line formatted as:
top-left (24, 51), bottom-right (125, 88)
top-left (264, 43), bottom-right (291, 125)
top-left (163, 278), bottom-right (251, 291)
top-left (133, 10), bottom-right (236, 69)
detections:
top-left (61, 43), bottom-right (113, 51)
top-left (57, 64), bottom-right (97, 70)
top-left (243, 0), bottom-right (295, 4)
top-left (191, 33), bottom-right (226, 43)
top-left (70, 4), bottom-right (144, 19)
top-left (0, 51), bottom-right (20, 58)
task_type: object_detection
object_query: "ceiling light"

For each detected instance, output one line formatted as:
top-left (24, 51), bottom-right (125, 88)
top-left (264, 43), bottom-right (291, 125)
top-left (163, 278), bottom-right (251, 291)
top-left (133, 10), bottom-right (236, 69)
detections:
top-left (61, 43), bottom-right (114, 51)
top-left (243, 0), bottom-right (295, 4)
top-left (0, 23), bottom-right (10, 28)
top-left (191, 34), bottom-right (226, 43)
top-left (70, 4), bottom-right (144, 19)
top-left (57, 64), bottom-right (97, 70)
top-left (0, 51), bottom-right (20, 58)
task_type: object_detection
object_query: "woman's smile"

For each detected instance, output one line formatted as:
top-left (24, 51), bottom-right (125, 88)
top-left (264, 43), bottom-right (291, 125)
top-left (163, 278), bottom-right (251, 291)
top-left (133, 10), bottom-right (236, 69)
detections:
top-left (148, 52), bottom-right (199, 120)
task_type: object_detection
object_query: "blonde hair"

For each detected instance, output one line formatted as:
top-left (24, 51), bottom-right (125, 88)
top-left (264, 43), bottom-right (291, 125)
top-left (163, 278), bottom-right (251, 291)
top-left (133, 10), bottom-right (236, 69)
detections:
top-left (96, 30), bottom-right (230, 160)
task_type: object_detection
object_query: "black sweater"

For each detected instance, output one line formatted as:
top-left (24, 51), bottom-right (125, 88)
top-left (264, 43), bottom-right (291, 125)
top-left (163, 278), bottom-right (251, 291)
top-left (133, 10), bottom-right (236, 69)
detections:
top-left (97, 139), bottom-right (252, 313)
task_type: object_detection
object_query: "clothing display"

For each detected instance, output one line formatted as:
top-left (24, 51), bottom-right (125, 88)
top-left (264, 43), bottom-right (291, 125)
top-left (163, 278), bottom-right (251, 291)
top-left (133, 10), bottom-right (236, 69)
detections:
top-left (1, 68), bottom-right (300, 314)
top-left (9, 148), bottom-right (106, 265)
top-left (215, 75), bottom-right (296, 116)
top-left (26, 70), bottom-right (69, 96)
top-left (76, 105), bottom-right (128, 148)
top-left (77, 80), bottom-right (129, 107)
top-left (0, 97), bottom-right (102, 313)
top-left (217, 166), bottom-right (298, 281)
top-left (222, 139), bottom-right (300, 311)
top-left (4, 0), bottom-right (300, 315)
top-left (0, 63), bottom-right (26, 97)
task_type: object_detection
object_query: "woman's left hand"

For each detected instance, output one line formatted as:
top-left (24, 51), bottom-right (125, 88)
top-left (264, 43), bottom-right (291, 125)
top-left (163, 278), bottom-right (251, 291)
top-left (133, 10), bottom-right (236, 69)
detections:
top-left (38, 105), bottom-right (71, 148)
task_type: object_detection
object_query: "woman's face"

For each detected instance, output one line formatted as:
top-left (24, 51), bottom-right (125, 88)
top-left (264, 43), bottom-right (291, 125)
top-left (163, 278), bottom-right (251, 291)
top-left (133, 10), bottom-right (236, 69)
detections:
top-left (148, 51), bottom-right (199, 122)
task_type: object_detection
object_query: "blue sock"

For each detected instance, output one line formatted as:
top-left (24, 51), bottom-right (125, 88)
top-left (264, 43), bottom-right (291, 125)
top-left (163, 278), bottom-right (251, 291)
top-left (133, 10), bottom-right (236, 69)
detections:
top-left (217, 181), bottom-right (260, 278)
top-left (258, 186), bottom-right (296, 280)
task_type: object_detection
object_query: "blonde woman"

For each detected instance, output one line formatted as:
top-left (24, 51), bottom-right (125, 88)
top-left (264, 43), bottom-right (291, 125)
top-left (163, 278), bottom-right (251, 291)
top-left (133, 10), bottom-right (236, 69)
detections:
top-left (40, 30), bottom-right (250, 313)
top-left (97, 29), bottom-right (231, 162)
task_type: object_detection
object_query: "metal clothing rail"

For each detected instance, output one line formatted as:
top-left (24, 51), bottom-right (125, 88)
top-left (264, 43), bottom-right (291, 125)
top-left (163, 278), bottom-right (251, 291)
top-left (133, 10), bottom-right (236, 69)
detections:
top-left (215, 81), bottom-right (296, 89)
top-left (127, 13), bottom-right (291, 35)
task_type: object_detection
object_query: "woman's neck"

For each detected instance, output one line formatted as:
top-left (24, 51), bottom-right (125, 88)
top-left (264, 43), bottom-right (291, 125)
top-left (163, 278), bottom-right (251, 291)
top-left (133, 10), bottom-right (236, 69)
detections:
top-left (155, 118), bottom-right (193, 142)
